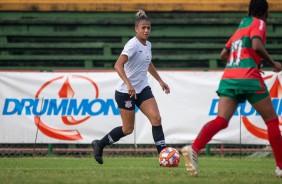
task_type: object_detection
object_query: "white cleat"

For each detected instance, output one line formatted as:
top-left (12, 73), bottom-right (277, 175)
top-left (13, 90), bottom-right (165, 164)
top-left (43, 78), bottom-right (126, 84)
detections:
top-left (181, 145), bottom-right (198, 176)
top-left (275, 167), bottom-right (282, 178)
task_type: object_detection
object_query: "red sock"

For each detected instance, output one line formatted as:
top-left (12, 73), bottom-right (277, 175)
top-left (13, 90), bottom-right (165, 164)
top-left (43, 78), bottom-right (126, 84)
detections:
top-left (192, 116), bottom-right (228, 153)
top-left (266, 117), bottom-right (282, 168)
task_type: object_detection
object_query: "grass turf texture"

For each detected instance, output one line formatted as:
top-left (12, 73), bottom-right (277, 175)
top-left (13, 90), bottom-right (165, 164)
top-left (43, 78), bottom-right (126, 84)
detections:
top-left (0, 157), bottom-right (281, 184)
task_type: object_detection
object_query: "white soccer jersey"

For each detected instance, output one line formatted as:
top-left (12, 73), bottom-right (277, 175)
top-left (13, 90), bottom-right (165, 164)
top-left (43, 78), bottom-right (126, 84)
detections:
top-left (115, 36), bottom-right (152, 93)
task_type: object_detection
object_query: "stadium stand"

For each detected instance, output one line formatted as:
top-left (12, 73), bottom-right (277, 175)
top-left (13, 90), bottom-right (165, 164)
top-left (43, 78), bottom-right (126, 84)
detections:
top-left (0, 0), bottom-right (281, 71)
top-left (0, 0), bottom-right (282, 12)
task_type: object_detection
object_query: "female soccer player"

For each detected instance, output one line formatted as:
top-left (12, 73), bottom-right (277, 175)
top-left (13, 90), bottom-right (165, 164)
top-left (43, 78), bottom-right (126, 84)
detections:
top-left (91, 10), bottom-right (170, 164)
top-left (181, 0), bottom-right (282, 177)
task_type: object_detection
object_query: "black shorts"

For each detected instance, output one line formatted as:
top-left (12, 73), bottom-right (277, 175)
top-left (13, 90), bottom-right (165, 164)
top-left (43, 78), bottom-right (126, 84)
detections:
top-left (115, 86), bottom-right (154, 110)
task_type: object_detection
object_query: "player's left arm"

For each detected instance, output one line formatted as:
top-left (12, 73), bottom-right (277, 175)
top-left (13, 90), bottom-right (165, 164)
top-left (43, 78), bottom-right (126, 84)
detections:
top-left (220, 48), bottom-right (230, 61)
top-left (220, 36), bottom-right (231, 61)
top-left (148, 62), bottom-right (170, 94)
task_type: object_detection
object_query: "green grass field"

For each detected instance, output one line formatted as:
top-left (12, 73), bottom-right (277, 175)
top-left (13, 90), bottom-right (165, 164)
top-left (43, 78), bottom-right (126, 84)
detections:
top-left (0, 156), bottom-right (281, 184)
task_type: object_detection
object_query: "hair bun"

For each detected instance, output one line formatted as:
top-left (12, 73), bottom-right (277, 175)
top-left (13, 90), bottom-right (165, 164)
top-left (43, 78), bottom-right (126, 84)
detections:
top-left (136, 10), bottom-right (147, 18)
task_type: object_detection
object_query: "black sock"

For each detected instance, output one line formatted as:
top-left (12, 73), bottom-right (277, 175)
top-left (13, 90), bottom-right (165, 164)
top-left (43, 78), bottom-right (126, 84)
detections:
top-left (152, 125), bottom-right (166, 153)
top-left (99, 126), bottom-right (125, 148)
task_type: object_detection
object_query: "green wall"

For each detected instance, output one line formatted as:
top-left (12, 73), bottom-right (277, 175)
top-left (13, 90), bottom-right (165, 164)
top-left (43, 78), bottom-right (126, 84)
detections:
top-left (0, 12), bottom-right (281, 71)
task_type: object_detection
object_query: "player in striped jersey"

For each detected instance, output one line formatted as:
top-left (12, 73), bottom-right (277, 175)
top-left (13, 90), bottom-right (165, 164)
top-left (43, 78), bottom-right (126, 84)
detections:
top-left (181, 0), bottom-right (282, 177)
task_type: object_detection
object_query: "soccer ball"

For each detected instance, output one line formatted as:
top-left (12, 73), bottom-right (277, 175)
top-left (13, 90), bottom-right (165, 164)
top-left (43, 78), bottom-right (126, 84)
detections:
top-left (159, 147), bottom-right (180, 167)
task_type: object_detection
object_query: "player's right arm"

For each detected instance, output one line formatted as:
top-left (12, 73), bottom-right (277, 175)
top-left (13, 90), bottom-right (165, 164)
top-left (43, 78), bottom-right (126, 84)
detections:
top-left (252, 38), bottom-right (282, 72)
top-left (250, 19), bottom-right (282, 72)
top-left (114, 54), bottom-right (136, 98)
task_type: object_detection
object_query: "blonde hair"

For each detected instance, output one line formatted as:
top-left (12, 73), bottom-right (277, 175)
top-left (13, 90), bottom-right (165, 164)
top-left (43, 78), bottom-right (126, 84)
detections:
top-left (135, 9), bottom-right (150, 26)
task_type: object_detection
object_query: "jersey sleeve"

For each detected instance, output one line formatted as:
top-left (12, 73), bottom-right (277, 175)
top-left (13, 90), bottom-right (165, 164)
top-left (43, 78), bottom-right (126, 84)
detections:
top-left (121, 39), bottom-right (137, 59)
top-left (250, 19), bottom-right (266, 42)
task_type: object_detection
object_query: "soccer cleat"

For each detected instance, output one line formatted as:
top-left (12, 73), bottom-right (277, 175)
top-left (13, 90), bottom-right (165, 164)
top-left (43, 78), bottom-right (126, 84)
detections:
top-left (91, 140), bottom-right (104, 164)
top-left (181, 145), bottom-right (198, 176)
top-left (275, 167), bottom-right (282, 178)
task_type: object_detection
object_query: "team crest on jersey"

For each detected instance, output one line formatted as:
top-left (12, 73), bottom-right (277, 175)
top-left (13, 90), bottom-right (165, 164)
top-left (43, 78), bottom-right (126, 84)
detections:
top-left (125, 100), bottom-right (133, 108)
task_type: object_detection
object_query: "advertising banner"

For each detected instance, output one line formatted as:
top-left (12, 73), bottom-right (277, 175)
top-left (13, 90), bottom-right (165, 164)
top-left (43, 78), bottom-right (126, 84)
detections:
top-left (0, 71), bottom-right (281, 145)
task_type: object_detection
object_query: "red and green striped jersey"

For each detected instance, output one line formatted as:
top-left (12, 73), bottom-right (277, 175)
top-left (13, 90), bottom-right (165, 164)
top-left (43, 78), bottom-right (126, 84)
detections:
top-left (225, 16), bottom-right (266, 68)
top-left (219, 17), bottom-right (267, 91)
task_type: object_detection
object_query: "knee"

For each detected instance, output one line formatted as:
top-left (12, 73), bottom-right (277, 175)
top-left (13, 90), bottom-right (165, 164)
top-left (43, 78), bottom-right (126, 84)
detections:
top-left (150, 115), bottom-right (162, 126)
top-left (122, 125), bottom-right (134, 135)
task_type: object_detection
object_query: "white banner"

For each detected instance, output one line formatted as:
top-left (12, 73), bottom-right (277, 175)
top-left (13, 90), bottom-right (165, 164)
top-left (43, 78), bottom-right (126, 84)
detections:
top-left (0, 71), bottom-right (281, 145)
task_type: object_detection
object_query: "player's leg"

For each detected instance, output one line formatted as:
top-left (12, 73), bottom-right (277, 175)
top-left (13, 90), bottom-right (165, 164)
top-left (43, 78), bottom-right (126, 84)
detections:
top-left (192, 96), bottom-right (237, 152)
top-left (97, 109), bottom-right (135, 147)
top-left (251, 95), bottom-right (282, 176)
top-left (92, 109), bottom-right (134, 164)
top-left (137, 87), bottom-right (166, 154)
top-left (139, 97), bottom-right (166, 153)
top-left (92, 90), bottom-right (135, 164)
top-left (181, 96), bottom-right (238, 176)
